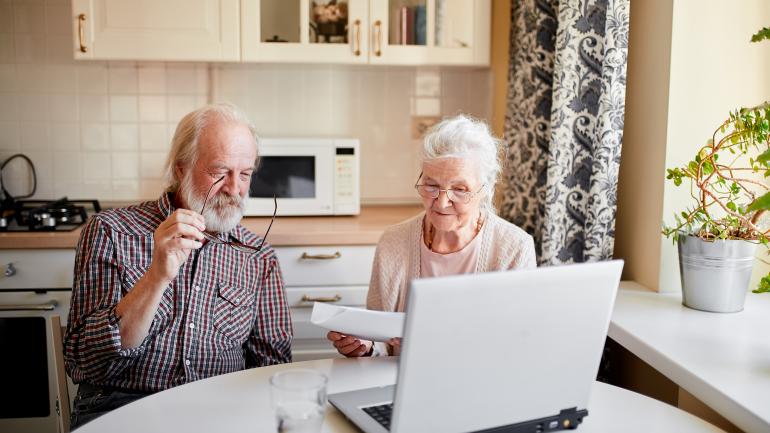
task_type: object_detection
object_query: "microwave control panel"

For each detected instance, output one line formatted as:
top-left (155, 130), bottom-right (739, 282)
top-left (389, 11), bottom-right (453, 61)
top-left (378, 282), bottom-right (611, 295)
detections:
top-left (334, 146), bottom-right (359, 213)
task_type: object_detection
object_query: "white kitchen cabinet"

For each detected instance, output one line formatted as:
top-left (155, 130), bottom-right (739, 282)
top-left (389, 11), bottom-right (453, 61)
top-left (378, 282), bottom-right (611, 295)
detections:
top-left (0, 250), bottom-right (76, 290)
top-left (274, 244), bottom-right (375, 361)
top-left (242, 0), bottom-right (489, 66)
top-left (71, 0), bottom-right (241, 61)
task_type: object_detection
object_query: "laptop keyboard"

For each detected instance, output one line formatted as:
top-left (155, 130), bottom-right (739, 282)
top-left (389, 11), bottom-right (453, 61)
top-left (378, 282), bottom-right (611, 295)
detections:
top-left (362, 403), bottom-right (393, 430)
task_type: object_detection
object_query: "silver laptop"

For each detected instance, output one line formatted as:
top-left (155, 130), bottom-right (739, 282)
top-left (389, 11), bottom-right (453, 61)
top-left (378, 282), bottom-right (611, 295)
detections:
top-left (329, 260), bottom-right (623, 433)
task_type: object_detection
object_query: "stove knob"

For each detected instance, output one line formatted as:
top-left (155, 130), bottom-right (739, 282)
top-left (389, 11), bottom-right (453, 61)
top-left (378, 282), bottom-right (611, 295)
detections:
top-left (0, 217), bottom-right (6, 228)
top-left (43, 216), bottom-right (57, 228)
top-left (5, 263), bottom-right (16, 277)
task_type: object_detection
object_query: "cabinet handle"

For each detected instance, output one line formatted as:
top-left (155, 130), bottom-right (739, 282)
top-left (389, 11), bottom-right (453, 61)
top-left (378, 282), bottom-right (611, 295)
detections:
top-left (300, 251), bottom-right (341, 260)
top-left (0, 302), bottom-right (58, 312)
top-left (353, 19), bottom-right (361, 56)
top-left (301, 294), bottom-right (342, 303)
top-left (78, 13), bottom-right (88, 53)
top-left (374, 20), bottom-right (382, 56)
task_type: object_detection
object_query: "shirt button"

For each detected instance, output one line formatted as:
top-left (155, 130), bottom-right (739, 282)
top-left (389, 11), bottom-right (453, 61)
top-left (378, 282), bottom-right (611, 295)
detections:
top-left (185, 359), bottom-right (191, 366)
top-left (194, 286), bottom-right (201, 292)
top-left (189, 322), bottom-right (195, 329)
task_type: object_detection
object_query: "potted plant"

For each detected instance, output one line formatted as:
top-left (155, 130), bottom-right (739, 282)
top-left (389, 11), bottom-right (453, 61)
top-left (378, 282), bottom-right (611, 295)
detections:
top-left (661, 26), bottom-right (770, 312)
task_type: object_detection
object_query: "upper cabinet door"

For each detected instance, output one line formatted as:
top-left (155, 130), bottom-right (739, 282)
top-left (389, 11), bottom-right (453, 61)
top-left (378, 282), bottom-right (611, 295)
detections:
top-left (72, 0), bottom-right (240, 61)
top-left (368, 0), bottom-right (489, 66)
top-left (241, 0), bottom-right (368, 64)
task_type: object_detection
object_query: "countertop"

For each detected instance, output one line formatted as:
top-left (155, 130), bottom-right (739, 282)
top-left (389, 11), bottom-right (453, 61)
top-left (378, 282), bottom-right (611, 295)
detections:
top-left (0, 205), bottom-right (423, 249)
top-left (610, 281), bottom-right (770, 433)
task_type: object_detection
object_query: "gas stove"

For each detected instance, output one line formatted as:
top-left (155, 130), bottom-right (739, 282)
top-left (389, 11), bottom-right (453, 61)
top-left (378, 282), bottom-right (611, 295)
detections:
top-left (0, 198), bottom-right (101, 232)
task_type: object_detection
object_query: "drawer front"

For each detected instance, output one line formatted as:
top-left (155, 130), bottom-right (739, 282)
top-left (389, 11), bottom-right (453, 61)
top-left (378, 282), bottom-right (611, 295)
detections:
top-left (275, 245), bottom-right (375, 287)
top-left (0, 250), bottom-right (76, 289)
top-left (285, 285), bottom-right (368, 308)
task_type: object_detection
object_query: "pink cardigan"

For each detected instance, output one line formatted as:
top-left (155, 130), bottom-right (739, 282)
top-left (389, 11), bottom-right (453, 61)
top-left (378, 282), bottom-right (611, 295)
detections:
top-left (365, 211), bottom-right (536, 355)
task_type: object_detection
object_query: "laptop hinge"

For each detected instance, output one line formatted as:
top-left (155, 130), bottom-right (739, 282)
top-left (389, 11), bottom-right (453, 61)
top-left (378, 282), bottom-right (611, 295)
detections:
top-left (474, 407), bottom-right (588, 433)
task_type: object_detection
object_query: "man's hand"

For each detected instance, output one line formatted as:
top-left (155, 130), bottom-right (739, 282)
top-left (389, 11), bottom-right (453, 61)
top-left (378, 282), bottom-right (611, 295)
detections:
top-left (327, 331), bottom-right (373, 357)
top-left (149, 209), bottom-right (205, 283)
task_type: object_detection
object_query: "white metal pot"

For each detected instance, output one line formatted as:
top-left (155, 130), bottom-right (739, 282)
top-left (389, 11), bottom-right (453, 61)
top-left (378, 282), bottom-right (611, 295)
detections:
top-left (677, 234), bottom-right (756, 313)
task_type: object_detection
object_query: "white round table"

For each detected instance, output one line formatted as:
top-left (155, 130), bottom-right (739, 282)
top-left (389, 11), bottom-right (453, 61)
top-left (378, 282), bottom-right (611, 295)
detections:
top-left (74, 357), bottom-right (723, 432)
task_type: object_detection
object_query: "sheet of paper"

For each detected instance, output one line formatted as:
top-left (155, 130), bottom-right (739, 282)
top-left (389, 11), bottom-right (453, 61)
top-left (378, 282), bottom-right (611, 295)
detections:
top-left (310, 302), bottom-right (405, 342)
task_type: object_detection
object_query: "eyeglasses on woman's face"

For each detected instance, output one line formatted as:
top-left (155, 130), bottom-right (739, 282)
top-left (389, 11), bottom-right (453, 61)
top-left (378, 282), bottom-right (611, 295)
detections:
top-left (413, 172), bottom-right (486, 205)
top-left (199, 175), bottom-right (276, 254)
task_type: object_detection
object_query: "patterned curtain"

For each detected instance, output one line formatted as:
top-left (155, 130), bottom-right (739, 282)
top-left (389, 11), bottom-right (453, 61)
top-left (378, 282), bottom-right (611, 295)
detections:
top-left (500, 0), bottom-right (630, 265)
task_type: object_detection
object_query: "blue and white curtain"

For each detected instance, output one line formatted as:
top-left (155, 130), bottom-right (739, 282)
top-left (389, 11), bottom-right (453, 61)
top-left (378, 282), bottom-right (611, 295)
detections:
top-left (500, 0), bottom-right (630, 265)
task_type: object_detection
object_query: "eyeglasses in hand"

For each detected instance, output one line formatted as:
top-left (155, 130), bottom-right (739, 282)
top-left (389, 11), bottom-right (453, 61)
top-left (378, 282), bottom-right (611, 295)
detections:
top-left (199, 175), bottom-right (276, 255)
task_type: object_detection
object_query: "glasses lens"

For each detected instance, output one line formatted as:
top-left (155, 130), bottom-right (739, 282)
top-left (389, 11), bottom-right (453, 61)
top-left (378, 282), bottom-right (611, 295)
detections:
top-left (230, 242), bottom-right (259, 254)
top-left (447, 190), bottom-right (472, 204)
top-left (416, 185), bottom-right (439, 199)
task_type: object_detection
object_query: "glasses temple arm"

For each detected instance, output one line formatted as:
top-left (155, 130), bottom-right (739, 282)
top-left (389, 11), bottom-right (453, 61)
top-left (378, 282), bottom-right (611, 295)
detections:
top-left (256, 194), bottom-right (278, 251)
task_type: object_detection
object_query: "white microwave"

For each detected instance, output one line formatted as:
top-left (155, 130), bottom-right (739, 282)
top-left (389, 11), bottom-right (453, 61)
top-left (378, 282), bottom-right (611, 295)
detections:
top-left (245, 138), bottom-right (360, 216)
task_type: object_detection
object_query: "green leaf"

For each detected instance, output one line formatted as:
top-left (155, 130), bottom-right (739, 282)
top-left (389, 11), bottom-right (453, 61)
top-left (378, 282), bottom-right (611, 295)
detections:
top-left (747, 191), bottom-right (770, 212)
top-left (726, 201), bottom-right (737, 212)
top-left (757, 147), bottom-right (770, 164)
top-left (751, 27), bottom-right (770, 43)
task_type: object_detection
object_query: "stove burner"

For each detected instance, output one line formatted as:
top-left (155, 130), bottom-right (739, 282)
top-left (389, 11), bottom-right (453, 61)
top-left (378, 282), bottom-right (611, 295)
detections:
top-left (0, 197), bottom-right (101, 232)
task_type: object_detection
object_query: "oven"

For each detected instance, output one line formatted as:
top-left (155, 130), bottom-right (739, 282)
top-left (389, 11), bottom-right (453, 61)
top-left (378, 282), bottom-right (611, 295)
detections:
top-left (0, 251), bottom-right (77, 433)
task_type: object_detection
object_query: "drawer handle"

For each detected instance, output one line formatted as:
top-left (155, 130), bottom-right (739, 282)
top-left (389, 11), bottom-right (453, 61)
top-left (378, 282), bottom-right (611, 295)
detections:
top-left (78, 13), bottom-right (88, 53)
top-left (301, 294), bottom-right (342, 303)
top-left (0, 302), bottom-right (57, 311)
top-left (300, 252), bottom-right (341, 260)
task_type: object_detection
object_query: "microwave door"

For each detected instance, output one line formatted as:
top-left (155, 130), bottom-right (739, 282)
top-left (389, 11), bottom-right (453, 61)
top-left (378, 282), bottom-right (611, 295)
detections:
top-left (245, 146), bottom-right (334, 216)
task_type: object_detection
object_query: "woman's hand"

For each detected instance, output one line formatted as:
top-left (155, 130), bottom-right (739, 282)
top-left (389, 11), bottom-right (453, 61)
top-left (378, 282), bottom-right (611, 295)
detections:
top-left (327, 331), bottom-right (373, 357)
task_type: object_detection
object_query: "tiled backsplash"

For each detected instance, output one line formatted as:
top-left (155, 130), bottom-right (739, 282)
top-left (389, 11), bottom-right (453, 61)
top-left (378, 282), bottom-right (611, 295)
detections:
top-left (0, 0), bottom-right (492, 204)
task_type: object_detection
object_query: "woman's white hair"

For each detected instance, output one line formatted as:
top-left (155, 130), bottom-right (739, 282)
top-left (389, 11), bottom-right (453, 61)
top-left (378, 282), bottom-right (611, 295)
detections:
top-left (420, 114), bottom-right (502, 212)
top-left (164, 103), bottom-right (258, 192)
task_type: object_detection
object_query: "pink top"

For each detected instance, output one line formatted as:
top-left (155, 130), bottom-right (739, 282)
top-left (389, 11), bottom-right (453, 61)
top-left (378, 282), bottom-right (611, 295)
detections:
top-left (419, 227), bottom-right (483, 278)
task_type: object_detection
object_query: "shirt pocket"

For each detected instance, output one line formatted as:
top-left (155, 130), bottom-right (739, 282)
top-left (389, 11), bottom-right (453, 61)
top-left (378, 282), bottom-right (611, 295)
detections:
top-left (119, 264), bottom-right (174, 332)
top-left (212, 281), bottom-right (255, 344)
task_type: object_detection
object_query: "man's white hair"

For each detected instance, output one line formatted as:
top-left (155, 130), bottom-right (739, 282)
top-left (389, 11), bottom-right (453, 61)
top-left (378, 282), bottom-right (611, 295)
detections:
top-left (164, 103), bottom-right (258, 192)
top-left (420, 114), bottom-right (502, 212)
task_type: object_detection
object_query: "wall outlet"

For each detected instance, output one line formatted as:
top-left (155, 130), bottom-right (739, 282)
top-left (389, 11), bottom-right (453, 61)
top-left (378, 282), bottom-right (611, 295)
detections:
top-left (411, 116), bottom-right (440, 139)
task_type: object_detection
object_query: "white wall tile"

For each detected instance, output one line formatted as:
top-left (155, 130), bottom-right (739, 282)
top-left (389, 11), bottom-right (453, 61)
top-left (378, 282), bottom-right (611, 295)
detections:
top-left (50, 122), bottom-right (79, 150)
top-left (109, 95), bottom-right (138, 121)
top-left (166, 65), bottom-right (197, 94)
top-left (18, 93), bottom-right (47, 120)
top-left (0, 34), bottom-right (15, 64)
top-left (111, 151), bottom-right (138, 179)
top-left (140, 179), bottom-right (165, 199)
top-left (49, 93), bottom-right (78, 121)
top-left (108, 66), bottom-right (138, 93)
top-left (139, 95), bottom-right (166, 122)
top-left (138, 64), bottom-right (166, 94)
top-left (413, 97), bottom-right (440, 116)
top-left (77, 64), bottom-right (108, 94)
top-left (80, 179), bottom-right (113, 198)
top-left (140, 151), bottom-right (166, 178)
top-left (415, 68), bottom-right (440, 97)
top-left (81, 123), bottom-right (109, 150)
top-left (0, 64), bottom-right (16, 91)
top-left (167, 95), bottom-right (196, 124)
top-left (20, 121), bottom-right (48, 149)
top-left (45, 4), bottom-right (71, 35)
top-left (46, 34), bottom-right (73, 64)
top-left (47, 64), bottom-right (77, 93)
top-left (0, 94), bottom-right (17, 120)
top-left (195, 64), bottom-right (208, 94)
top-left (0, 121), bottom-right (20, 151)
top-left (112, 179), bottom-right (139, 200)
top-left (78, 94), bottom-right (108, 121)
top-left (14, 33), bottom-right (46, 63)
top-left (24, 151), bottom-right (53, 199)
top-left (15, 64), bottom-right (47, 91)
top-left (13, 4), bottom-right (45, 33)
top-left (0, 4), bottom-right (13, 31)
top-left (82, 152), bottom-right (111, 180)
top-left (139, 123), bottom-right (168, 150)
top-left (53, 151), bottom-right (81, 180)
top-left (111, 124), bottom-right (138, 150)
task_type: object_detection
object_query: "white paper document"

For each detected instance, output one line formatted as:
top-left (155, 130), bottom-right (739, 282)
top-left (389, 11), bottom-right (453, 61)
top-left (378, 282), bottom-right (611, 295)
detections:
top-left (310, 302), bottom-right (405, 342)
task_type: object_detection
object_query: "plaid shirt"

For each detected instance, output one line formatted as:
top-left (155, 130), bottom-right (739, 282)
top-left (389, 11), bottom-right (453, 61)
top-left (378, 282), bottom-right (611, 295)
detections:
top-left (64, 193), bottom-right (292, 392)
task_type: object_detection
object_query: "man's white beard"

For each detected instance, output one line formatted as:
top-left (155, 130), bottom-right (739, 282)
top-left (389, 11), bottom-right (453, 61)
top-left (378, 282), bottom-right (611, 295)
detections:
top-left (179, 172), bottom-right (245, 233)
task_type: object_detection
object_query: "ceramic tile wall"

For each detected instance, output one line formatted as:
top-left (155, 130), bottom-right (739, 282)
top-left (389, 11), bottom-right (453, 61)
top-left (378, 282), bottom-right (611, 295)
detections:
top-left (0, 0), bottom-right (492, 204)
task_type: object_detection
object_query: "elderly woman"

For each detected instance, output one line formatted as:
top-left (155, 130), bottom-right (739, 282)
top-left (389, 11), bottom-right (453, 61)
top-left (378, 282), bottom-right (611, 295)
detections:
top-left (327, 114), bottom-right (536, 357)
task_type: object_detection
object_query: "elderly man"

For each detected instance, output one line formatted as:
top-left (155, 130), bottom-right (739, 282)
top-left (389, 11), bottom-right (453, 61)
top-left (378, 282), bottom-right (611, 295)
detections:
top-left (64, 103), bottom-right (292, 428)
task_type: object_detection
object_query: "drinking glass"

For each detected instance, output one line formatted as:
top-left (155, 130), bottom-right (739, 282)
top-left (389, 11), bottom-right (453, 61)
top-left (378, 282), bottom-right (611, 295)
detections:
top-left (270, 369), bottom-right (328, 433)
